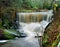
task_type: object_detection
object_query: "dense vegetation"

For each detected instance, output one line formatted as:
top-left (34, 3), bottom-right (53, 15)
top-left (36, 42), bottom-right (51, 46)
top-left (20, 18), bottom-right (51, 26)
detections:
top-left (0, 0), bottom-right (60, 10)
top-left (42, 11), bottom-right (60, 47)
top-left (0, 0), bottom-right (60, 47)
top-left (9, 0), bottom-right (60, 9)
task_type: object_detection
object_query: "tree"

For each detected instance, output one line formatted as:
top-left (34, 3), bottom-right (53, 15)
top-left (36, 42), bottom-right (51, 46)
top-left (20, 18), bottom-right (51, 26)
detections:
top-left (0, 0), bottom-right (12, 7)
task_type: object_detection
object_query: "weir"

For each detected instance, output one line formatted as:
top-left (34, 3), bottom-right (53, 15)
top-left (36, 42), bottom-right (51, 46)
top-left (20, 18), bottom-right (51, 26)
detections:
top-left (17, 10), bottom-right (53, 37)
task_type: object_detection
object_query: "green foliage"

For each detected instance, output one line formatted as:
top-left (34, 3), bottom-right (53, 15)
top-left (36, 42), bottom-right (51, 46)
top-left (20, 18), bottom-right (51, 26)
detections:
top-left (42, 34), bottom-right (49, 47)
top-left (11, 0), bottom-right (53, 9)
top-left (42, 32), bottom-right (60, 47)
top-left (56, 0), bottom-right (60, 7)
top-left (3, 29), bottom-right (15, 40)
top-left (52, 33), bottom-right (60, 47)
top-left (1, 0), bottom-right (60, 10)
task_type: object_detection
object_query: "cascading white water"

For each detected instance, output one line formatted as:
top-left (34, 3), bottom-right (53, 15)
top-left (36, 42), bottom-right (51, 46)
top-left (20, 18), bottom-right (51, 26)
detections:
top-left (17, 10), bottom-right (53, 38)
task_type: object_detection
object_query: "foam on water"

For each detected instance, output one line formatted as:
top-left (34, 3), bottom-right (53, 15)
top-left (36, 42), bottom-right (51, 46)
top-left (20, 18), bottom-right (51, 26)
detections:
top-left (19, 22), bottom-right (44, 40)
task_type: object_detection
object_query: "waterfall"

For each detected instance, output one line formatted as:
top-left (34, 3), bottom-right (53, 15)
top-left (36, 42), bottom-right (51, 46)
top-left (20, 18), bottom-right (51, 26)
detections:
top-left (17, 10), bottom-right (53, 37)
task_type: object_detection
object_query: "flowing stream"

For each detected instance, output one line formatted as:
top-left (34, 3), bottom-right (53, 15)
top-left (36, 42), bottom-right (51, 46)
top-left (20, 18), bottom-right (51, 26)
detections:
top-left (0, 10), bottom-right (53, 47)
